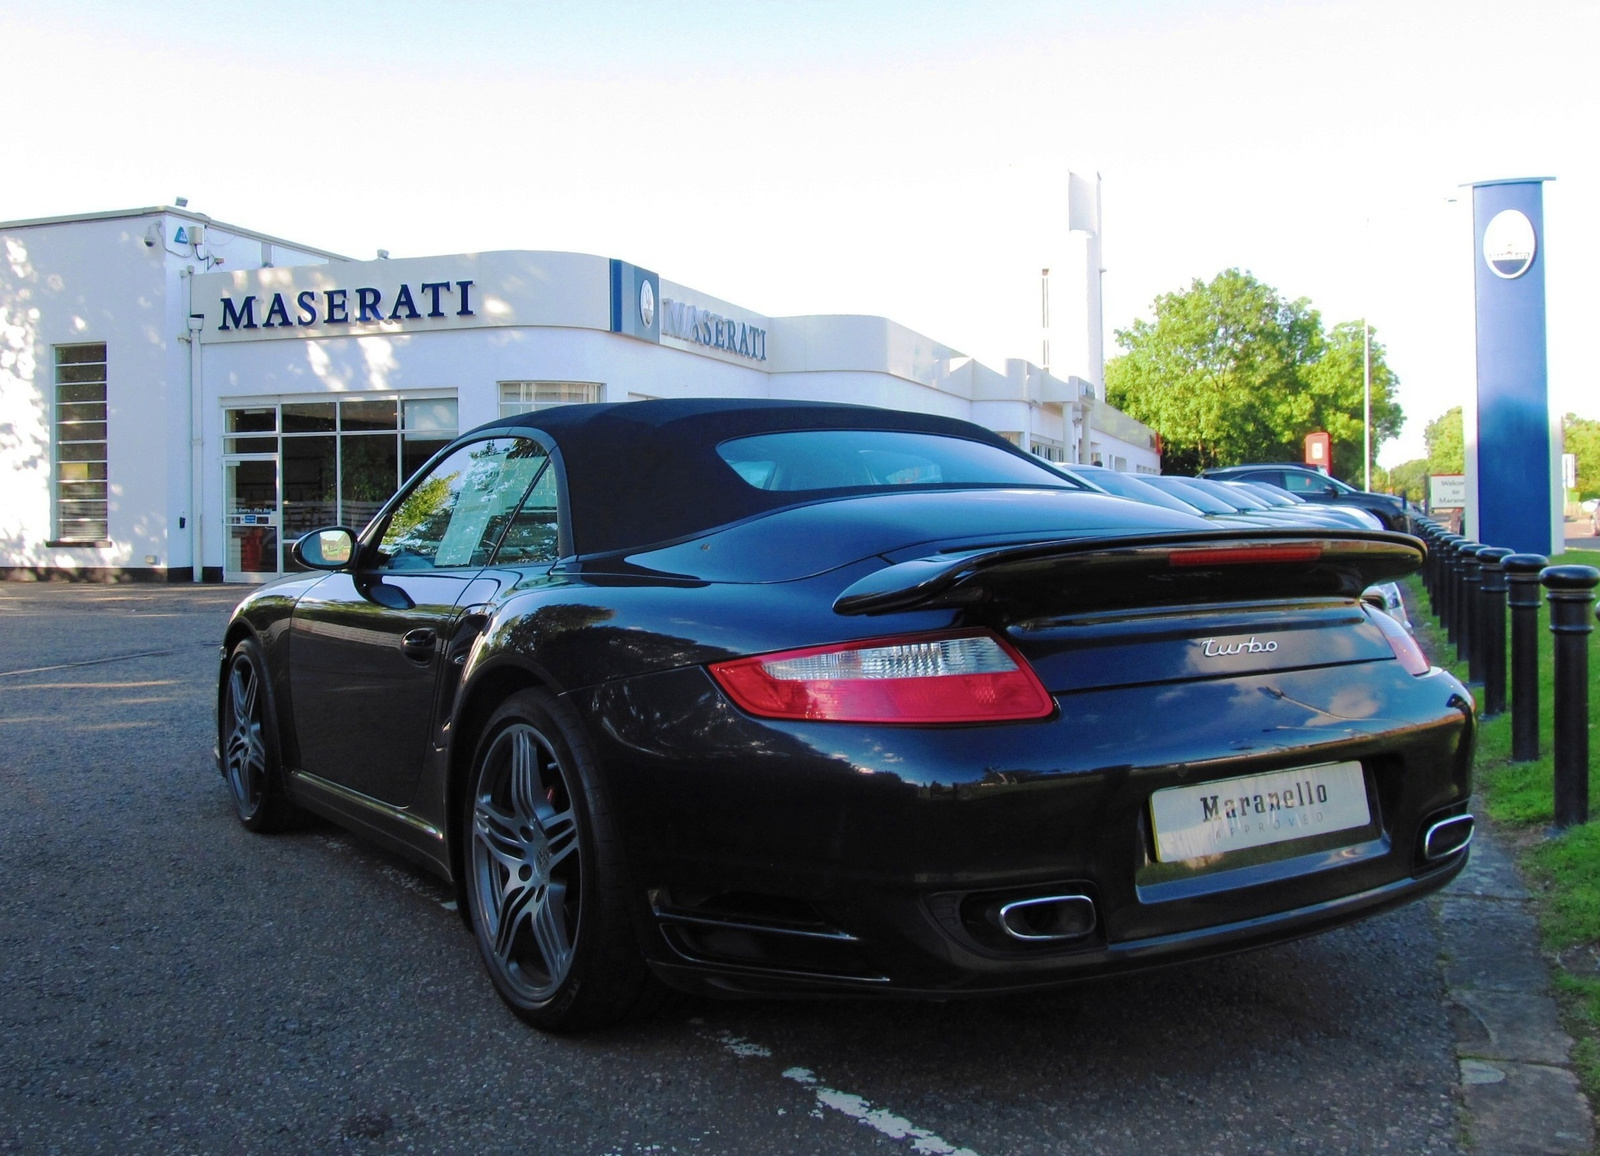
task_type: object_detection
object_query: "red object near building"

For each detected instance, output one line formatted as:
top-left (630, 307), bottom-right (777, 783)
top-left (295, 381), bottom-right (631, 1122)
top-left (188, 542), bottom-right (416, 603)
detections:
top-left (1304, 431), bottom-right (1331, 474)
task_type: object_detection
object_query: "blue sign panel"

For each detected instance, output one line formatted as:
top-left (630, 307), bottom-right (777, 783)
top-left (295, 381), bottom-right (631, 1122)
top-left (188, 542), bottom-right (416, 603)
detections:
top-left (1472, 178), bottom-right (1552, 554)
top-left (609, 259), bottom-right (660, 344)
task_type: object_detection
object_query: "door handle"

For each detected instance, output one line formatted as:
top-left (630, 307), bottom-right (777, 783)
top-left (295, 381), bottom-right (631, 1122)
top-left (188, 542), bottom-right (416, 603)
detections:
top-left (401, 628), bottom-right (437, 661)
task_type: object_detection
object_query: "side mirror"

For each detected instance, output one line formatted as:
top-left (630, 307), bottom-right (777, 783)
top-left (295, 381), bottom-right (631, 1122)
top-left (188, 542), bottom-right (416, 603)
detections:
top-left (292, 527), bottom-right (357, 571)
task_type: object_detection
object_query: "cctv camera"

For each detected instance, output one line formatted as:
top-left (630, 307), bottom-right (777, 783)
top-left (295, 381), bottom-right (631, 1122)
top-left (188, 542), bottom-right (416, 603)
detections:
top-left (144, 224), bottom-right (161, 248)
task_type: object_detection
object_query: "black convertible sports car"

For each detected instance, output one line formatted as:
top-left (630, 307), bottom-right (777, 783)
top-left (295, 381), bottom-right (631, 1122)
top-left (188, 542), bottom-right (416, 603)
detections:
top-left (217, 399), bottom-right (1476, 1032)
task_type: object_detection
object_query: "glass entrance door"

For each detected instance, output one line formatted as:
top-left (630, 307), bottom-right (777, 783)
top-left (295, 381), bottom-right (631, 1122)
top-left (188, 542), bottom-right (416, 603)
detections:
top-left (224, 456), bottom-right (280, 581)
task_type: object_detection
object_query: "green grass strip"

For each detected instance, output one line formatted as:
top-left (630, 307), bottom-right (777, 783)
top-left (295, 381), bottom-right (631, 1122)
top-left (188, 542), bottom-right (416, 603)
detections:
top-left (1406, 546), bottom-right (1600, 1100)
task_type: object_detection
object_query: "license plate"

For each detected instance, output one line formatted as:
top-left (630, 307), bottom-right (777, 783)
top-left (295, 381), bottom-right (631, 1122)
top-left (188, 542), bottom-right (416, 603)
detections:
top-left (1149, 761), bottom-right (1370, 863)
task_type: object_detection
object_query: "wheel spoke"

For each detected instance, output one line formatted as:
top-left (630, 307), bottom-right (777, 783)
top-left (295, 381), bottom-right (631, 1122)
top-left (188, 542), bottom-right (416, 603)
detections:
top-left (530, 881), bottom-right (573, 979)
top-left (508, 729), bottom-right (542, 822)
top-left (542, 807), bottom-right (579, 870)
top-left (492, 879), bottom-right (537, 962)
top-left (228, 732), bottom-right (254, 783)
top-left (240, 668), bottom-right (258, 721)
top-left (473, 799), bottom-right (525, 874)
top-left (229, 665), bottom-right (254, 729)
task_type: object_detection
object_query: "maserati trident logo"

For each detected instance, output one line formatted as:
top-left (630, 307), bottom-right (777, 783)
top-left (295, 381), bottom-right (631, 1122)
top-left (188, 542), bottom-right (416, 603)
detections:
top-left (1483, 209), bottom-right (1536, 279)
top-left (1199, 636), bottom-right (1280, 658)
top-left (639, 280), bottom-right (656, 329)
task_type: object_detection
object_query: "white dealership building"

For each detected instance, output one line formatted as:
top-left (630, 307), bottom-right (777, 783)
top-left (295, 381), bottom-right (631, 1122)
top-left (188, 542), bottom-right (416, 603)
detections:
top-left (1, 185), bottom-right (1157, 582)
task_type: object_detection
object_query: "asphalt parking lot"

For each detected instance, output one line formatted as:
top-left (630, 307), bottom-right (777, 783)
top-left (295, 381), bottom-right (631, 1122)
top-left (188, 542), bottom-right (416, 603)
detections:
top-left (0, 583), bottom-right (1467, 1155)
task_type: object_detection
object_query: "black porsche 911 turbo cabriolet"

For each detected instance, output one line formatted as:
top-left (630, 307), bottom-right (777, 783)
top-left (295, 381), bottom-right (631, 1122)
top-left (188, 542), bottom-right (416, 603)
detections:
top-left (217, 399), bottom-right (1475, 1032)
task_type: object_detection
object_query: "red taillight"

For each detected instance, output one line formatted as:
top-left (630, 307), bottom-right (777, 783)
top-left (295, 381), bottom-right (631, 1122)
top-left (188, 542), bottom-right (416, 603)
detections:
top-left (708, 630), bottom-right (1055, 724)
top-left (1368, 606), bottom-right (1430, 675)
top-left (1168, 544), bottom-right (1324, 567)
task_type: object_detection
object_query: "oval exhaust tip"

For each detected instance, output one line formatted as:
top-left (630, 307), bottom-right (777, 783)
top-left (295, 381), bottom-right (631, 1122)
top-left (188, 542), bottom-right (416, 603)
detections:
top-left (996, 894), bottom-right (1097, 942)
top-left (1423, 814), bottom-right (1474, 861)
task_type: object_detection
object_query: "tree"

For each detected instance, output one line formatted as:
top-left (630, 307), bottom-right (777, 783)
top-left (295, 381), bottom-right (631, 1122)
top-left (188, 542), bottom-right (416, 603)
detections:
top-left (1424, 408), bottom-right (1464, 474)
top-left (1299, 321), bottom-right (1403, 479)
top-left (1564, 413), bottom-right (1600, 501)
top-left (1105, 269), bottom-right (1401, 479)
top-left (1379, 458), bottom-right (1430, 504)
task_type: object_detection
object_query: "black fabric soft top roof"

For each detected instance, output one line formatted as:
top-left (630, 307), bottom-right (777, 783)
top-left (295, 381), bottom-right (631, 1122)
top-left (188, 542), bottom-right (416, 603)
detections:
top-left (467, 398), bottom-right (1065, 557)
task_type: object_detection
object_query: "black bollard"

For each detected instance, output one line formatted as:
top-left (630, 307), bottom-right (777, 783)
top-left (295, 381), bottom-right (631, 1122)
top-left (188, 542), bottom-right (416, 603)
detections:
top-left (1446, 535), bottom-right (1468, 644)
top-left (1457, 544), bottom-right (1484, 672)
top-left (1505, 554), bottom-right (1548, 761)
top-left (1476, 547), bottom-right (1513, 717)
top-left (1441, 536), bottom-right (1462, 642)
top-left (1430, 524), bottom-right (1451, 617)
top-left (1543, 565), bottom-right (1599, 829)
top-left (1470, 544), bottom-right (1503, 688)
top-left (1419, 523), bottom-right (1439, 608)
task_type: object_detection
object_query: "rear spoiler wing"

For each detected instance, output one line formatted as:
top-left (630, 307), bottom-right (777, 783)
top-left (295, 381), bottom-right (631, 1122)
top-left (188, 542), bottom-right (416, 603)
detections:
top-left (832, 529), bottom-right (1425, 616)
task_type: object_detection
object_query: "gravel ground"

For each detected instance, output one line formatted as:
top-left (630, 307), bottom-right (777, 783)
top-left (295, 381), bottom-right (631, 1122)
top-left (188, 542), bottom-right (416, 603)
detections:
top-left (0, 582), bottom-right (1464, 1155)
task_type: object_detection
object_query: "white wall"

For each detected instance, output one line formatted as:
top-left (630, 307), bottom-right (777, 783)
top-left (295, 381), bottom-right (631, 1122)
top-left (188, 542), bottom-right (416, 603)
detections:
top-left (6, 223), bottom-right (1157, 576)
top-left (0, 209), bottom-right (343, 574)
top-left (0, 215), bottom-right (182, 571)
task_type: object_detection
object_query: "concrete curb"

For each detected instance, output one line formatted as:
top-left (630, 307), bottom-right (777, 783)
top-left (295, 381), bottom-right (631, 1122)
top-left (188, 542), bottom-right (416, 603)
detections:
top-left (1436, 819), bottom-right (1595, 1154)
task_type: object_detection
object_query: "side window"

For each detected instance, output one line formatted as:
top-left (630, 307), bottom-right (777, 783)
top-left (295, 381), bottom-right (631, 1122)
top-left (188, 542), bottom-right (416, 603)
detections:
top-left (376, 438), bottom-right (546, 570)
top-left (1278, 472), bottom-right (1327, 495)
top-left (492, 459), bottom-right (561, 564)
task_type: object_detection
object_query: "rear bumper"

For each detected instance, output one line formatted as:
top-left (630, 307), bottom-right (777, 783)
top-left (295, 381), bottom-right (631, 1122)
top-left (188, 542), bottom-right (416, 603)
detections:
top-left (580, 659), bottom-right (1475, 996)
top-left (646, 852), bottom-right (1466, 997)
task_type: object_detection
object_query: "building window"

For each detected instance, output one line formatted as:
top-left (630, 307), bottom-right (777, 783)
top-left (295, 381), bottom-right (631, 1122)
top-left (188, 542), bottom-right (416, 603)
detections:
top-left (53, 343), bottom-right (108, 544)
top-left (222, 394), bottom-right (459, 577)
top-left (1030, 440), bottom-right (1064, 463)
top-left (499, 381), bottom-right (602, 418)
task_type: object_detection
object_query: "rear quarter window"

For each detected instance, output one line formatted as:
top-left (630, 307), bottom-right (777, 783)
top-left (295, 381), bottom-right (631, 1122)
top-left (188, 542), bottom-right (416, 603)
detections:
top-left (716, 430), bottom-right (1070, 492)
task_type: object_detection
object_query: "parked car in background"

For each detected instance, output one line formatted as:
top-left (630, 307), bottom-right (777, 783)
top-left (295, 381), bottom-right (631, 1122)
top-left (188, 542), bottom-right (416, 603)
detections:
top-left (1064, 469), bottom-right (1409, 626)
top-left (1218, 480), bottom-right (1387, 531)
top-left (1200, 465), bottom-right (1410, 531)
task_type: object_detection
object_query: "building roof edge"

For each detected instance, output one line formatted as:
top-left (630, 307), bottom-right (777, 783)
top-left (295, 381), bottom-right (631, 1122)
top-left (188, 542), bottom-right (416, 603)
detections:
top-left (0, 205), bottom-right (351, 261)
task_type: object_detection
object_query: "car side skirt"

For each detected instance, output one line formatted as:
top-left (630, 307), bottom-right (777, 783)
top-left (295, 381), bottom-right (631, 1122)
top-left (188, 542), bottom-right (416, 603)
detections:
top-left (287, 768), bottom-right (453, 880)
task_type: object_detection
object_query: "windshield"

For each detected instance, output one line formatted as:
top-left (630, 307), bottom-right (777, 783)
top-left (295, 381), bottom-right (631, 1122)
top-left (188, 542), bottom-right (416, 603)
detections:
top-left (1184, 477), bottom-right (1262, 512)
top-left (717, 430), bottom-right (1077, 493)
top-left (1068, 468), bottom-right (1205, 514)
top-left (1242, 482), bottom-right (1305, 505)
top-left (1139, 474), bottom-right (1237, 515)
top-left (1225, 481), bottom-right (1293, 508)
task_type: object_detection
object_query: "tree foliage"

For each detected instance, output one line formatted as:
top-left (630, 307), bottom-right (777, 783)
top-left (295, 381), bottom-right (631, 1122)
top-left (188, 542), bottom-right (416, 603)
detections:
top-left (1564, 413), bottom-right (1600, 501)
top-left (1104, 270), bottom-right (1402, 479)
top-left (1378, 459), bottom-right (1430, 504)
top-left (1423, 407), bottom-right (1464, 475)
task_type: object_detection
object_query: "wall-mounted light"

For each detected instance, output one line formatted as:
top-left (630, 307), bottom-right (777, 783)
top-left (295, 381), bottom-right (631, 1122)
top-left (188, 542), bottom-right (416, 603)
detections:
top-left (377, 249), bottom-right (390, 259)
top-left (174, 196), bottom-right (188, 208)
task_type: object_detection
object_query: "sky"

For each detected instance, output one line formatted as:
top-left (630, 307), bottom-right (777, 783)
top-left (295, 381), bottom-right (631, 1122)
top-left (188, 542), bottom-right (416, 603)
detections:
top-left (4, 0), bottom-right (1595, 466)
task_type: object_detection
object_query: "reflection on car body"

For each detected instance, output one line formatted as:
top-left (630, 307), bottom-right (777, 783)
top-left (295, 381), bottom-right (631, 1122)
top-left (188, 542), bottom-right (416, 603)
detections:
top-left (217, 399), bottom-right (1473, 1032)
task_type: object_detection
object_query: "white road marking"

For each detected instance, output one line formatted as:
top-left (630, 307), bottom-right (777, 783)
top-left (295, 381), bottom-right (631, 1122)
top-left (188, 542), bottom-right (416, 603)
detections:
top-left (709, 1032), bottom-right (980, 1156)
top-left (717, 1032), bottom-right (771, 1058)
top-left (783, 1068), bottom-right (979, 1155)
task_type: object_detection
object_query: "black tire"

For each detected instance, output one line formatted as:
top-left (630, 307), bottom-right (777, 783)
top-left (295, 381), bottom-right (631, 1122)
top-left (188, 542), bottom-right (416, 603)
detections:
top-left (462, 688), bottom-right (655, 1032)
top-left (220, 638), bottom-right (297, 832)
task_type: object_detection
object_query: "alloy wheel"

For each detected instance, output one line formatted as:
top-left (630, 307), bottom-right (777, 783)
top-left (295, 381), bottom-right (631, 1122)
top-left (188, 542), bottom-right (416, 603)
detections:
top-left (469, 723), bottom-right (582, 1001)
top-left (224, 654), bottom-right (268, 819)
